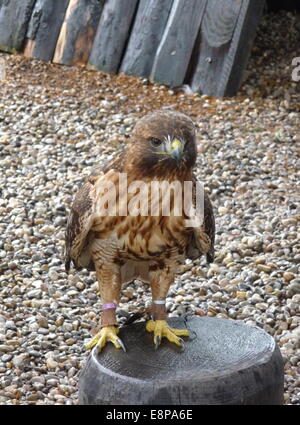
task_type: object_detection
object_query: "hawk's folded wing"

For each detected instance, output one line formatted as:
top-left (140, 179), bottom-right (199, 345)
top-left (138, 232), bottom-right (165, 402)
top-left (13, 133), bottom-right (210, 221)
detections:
top-left (65, 150), bottom-right (125, 272)
top-left (65, 179), bottom-right (96, 272)
top-left (186, 175), bottom-right (215, 263)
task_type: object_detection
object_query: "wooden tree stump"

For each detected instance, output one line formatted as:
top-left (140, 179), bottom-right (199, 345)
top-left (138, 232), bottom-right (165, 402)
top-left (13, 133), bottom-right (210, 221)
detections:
top-left (79, 317), bottom-right (284, 405)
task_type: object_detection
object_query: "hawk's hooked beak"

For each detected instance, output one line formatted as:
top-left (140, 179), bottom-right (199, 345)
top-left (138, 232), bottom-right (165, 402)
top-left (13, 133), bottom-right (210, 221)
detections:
top-left (169, 138), bottom-right (184, 163)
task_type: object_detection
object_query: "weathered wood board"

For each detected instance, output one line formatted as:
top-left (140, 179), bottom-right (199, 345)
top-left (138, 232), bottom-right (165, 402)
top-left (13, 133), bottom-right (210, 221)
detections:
top-left (189, 0), bottom-right (265, 97)
top-left (151, 0), bottom-right (207, 87)
top-left (221, 0), bottom-right (266, 96)
top-left (88, 0), bottom-right (138, 73)
top-left (120, 0), bottom-right (174, 78)
top-left (23, 0), bottom-right (70, 62)
top-left (53, 0), bottom-right (103, 66)
top-left (0, 0), bottom-right (36, 52)
top-left (0, 0), bottom-right (266, 97)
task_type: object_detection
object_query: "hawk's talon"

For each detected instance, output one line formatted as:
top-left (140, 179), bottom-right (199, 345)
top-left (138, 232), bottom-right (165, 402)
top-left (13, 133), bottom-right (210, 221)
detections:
top-left (155, 335), bottom-right (161, 350)
top-left (178, 338), bottom-right (184, 347)
top-left (178, 340), bottom-right (186, 352)
top-left (146, 319), bottom-right (189, 349)
top-left (85, 326), bottom-right (126, 353)
top-left (188, 330), bottom-right (197, 341)
top-left (116, 337), bottom-right (127, 352)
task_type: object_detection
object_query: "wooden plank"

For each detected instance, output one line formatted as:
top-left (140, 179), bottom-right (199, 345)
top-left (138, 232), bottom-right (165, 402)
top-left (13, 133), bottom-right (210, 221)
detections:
top-left (23, 0), bottom-right (70, 62)
top-left (219, 0), bottom-right (265, 96)
top-left (150, 0), bottom-right (207, 87)
top-left (189, 0), bottom-right (265, 97)
top-left (53, 0), bottom-right (103, 66)
top-left (0, 0), bottom-right (36, 53)
top-left (88, 0), bottom-right (138, 73)
top-left (120, 0), bottom-right (174, 78)
top-left (188, 0), bottom-right (242, 96)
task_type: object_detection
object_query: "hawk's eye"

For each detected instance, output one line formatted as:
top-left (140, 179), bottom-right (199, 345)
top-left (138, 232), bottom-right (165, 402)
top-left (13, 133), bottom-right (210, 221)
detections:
top-left (149, 137), bottom-right (162, 147)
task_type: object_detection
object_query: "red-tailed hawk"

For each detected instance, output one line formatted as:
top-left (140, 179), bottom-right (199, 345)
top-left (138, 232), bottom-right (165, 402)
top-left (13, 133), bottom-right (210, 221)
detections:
top-left (65, 110), bottom-right (215, 351)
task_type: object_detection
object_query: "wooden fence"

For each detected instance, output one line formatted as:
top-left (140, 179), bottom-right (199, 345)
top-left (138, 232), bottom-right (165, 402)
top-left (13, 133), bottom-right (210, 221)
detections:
top-left (0, 0), bottom-right (265, 96)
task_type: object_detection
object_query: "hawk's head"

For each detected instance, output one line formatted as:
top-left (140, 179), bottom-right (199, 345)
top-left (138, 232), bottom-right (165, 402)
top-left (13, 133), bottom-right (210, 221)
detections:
top-left (126, 110), bottom-right (197, 178)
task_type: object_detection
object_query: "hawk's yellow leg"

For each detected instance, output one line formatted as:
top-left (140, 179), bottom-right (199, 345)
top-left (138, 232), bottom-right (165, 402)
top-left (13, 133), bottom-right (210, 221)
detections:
top-left (86, 261), bottom-right (125, 352)
top-left (85, 326), bottom-right (126, 352)
top-left (146, 320), bottom-right (189, 349)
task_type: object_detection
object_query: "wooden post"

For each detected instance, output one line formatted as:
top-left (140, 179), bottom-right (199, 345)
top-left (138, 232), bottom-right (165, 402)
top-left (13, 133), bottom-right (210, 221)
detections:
top-left (79, 317), bottom-right (284, 405)
top-left (23, 0), bottom-right (70, 62)
top-left (218, 0), bottom-right (265, 96)
top-left (53, 0), bottom-right (104, 66)
top-left (188, 0), bottom-right (265, 97)
top-left (0, 0), bottom-right (35, 53)
top-left (151, 0), bottom-right (207, 87)
top-left (120, 0), bottom-right (174, 78)
top-left (88, 0), bottom-right (138, 73)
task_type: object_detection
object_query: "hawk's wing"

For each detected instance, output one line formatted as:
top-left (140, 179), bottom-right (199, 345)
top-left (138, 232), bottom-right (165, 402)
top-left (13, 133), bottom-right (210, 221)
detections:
top-left (203, 190), bottom-right (215, 263)
top-left (65, 149), bottom-right (125, 272)
top-left (186, 175), bottom-right (215, 263)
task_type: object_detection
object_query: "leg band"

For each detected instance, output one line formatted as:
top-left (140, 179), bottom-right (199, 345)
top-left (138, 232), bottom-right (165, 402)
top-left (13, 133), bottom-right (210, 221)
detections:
top-left (102, 302), bottom-right (117, 311)
top-left (100, 308), bottom-right (118, 328)
top-left (153, 300), bottom-right (166, 305)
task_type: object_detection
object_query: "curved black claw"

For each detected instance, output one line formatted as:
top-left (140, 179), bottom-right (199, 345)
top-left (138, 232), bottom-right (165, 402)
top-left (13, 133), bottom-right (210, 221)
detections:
top-left (117, 337), bottom-right (127, 352)
top-left (155, 335), bottom-right (161, 350)
top-left (188, 330), bottom-right (197, 341)
top-left (95, 345), bottom-right (102, 354)
top-left (178, 338), bottom-right (185, 351)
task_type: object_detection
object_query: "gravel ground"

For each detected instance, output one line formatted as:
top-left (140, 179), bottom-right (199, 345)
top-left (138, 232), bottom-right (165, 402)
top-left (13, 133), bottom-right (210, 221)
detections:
top-left (0, 11), bottom-right (299, 405)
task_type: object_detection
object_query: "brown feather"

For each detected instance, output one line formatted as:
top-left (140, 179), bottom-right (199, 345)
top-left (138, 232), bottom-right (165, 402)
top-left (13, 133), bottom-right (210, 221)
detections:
top-left (185, 174), bottom-right (215, 262)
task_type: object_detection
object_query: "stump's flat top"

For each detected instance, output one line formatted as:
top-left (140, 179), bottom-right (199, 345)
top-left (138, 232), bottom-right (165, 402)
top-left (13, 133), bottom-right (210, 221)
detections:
top-left (91, 317), bottom-right (275, 381)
